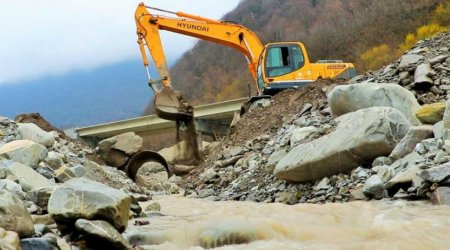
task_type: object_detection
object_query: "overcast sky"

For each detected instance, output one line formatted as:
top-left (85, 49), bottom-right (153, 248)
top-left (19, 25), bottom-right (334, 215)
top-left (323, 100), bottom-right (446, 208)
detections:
top-left (0, 0), bottom-right (240, 84)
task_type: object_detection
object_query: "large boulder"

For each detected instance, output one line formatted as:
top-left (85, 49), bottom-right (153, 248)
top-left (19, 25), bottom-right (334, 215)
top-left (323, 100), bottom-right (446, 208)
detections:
top-left (0, 190), bottom-right (35, 238)
top-left (274, 107), bottom-right (410, 182)
top-left (97, 132), bottom-right (143, 167)
top-left (328, 83), bottom-right (421, 125)
top-left (0, 140), bottom-right (47, 167)
top-left (0, 160), bottom-right (55, 192)
top-left (16, 123), bottom-right (55, 148)
top-left (48, 178), bottom-right (131, 233)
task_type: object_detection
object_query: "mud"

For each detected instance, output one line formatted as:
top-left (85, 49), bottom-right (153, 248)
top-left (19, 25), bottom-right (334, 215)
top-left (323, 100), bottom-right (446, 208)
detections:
top-left (129, 196), bottom-right (450, 249)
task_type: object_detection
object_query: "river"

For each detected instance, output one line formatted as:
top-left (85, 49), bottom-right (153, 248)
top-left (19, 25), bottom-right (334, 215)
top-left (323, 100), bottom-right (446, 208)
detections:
top-left (126, 196), bottom-right (450, 249)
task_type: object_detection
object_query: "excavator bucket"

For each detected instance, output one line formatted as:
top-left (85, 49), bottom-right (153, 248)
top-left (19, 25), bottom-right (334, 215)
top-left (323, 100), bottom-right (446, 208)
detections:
top-left (154, 86), bottom-right (193, 122)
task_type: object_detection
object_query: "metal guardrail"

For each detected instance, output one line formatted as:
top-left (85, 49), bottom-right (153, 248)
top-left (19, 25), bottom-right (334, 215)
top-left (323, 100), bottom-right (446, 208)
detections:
top-left (75, 97), bottom-right (247, 139)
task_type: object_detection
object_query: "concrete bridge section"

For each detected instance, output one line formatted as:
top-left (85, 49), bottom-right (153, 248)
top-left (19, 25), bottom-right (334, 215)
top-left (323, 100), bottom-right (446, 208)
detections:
top-left (75, 98), bottom-right (247, 145)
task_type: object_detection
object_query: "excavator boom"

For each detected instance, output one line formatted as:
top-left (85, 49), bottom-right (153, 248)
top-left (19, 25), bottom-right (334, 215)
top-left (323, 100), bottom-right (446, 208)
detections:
top-left (134, 3), bottom-right (356, 122)
top-left (134, 2), bottom-right (265, 122)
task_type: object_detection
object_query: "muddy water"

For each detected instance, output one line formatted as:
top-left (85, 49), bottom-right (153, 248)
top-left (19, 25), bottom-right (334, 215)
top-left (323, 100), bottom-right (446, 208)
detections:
top-left (129, 196), bottom-right (450, 249)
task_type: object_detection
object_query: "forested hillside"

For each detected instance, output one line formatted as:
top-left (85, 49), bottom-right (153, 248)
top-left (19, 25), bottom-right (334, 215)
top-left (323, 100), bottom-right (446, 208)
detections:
top-left (145, 0), bottom-right (446, 113)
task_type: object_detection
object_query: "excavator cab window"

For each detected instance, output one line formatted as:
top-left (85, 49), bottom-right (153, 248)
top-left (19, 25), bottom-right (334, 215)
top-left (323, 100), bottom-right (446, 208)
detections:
top-left (265, 44), bottom-right (304, 77)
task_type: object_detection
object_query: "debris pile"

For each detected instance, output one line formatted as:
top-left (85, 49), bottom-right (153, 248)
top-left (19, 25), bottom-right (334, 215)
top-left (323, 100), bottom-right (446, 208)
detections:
top-left (0, 115), bottom-right (154, 249)
top-left (179, 31), bottom-right (450, 205)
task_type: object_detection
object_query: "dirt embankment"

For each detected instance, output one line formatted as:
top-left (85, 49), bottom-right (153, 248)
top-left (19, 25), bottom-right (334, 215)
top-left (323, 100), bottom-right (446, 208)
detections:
top-left (225, 79), bottom-right (344, 147)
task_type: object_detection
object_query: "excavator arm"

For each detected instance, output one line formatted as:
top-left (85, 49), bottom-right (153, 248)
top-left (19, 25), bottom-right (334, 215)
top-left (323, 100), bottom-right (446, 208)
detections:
top-left (134, 3), bottom-right (265, 121)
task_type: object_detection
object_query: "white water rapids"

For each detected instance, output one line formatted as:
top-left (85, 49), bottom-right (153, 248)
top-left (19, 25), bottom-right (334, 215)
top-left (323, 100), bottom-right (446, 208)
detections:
top-left (127, 196), bottom-right (450, 249)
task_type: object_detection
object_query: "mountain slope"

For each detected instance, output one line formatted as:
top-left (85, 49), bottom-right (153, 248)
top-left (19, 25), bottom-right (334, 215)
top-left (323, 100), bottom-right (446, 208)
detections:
top-left (0, 60), bottom-right (155, 128)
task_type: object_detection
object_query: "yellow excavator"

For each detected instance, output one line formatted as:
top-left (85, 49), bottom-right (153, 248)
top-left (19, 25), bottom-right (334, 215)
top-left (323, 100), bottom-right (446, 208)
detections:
top-left (134, 2), bottom-right (356, 122)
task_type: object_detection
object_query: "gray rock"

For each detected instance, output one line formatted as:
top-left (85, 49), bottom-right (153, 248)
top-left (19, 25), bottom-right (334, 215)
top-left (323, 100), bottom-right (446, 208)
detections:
top-left (350, 185), bottom-right (366, 201)
top-left (53, 166), bottom-right (76, 182)
top-left (389, 125), bottom-right (433, 160)
top-left (274, 107), bottom-right (410, 182)
top-left (48, 178), bottom-right (131, 233)
top-left (197, 189), bottom-right (215, 198)
top-left (43, 152), bottom-right (64, 170)
top-left (16, 123), bottom-right (55, 148)
top-left (71, 164), bottom-right (86, 177)
top-left (290, 126), bottom-right (316, 146)
top-left (399, 71), bottom-right (410, 80)
top-left (0, 160), bottom-right (55, 192)
top-left (75, 219), bottom-right (132, 250)
top-left (98, 148), bottom-right (128, 168)
top-left (430, 187), bottom-right (450, 205)
top-left (0, 179), bottom-right (26, 199)
top-left (168, 175), bottom-right (182, 184)
top-left (265, 150), bottom-right (288, 174)
top-left (418, 164), bottom-right (450, 183)
top-left (429, 55), bottom-right (448, 65)
top-left (421, 138), bottom-right (443, 152)
top-left (145, 202), bottom-right (161, 212)
top-left (372, 156), bottom-right (393, 167)
top-left (328, 83), bottom-right (421, 125)
top-left (0, 190), bottom-right (35, 238)
top-left (315, 177), bottom-right (330, 190)
top-left (413, 63), bottom-right (434, 89)
top-left (442, 99), bottom-right (450, 129)
top-left (98, 132), bottom-right (143, 156)
top-left (376, 165), bottom-right (395, 183)
top-left (444, 139), bottom-right (450, 154)
top-left (197, 222), bottom-right (260, 249)
top-left (200, 169), bottom-right (218, 183)
top-left (293, 117), bottom-right (307, 127)
top-left (363, 175), bottom-right (384, 199)
top-left (397, 54), bottom-right (424, 70)
top-left (391, 152), bottom-right (424, 173)
top-left (433, 121), bottom-right (444, 139)
top-left (172, 164), bottom-right (196, 175)
top-left (0, 140), bottom-right (48, 167)
top-left (125, 231), bottom-right (167, 246)
top-left (35, 166), bottom-right (54, 179)
top-left (229, 146), bottom-right (244, 156)
top-left (385, 165), bottom-right (420, 189)
top-left (20, 237), bottom-right (59, 250)
top-left (26, 187), bottom-right (55, 211)
top-left (129, 196), bottom-right (142, 216)
top-left (214, 156), bottom-right (242, 168)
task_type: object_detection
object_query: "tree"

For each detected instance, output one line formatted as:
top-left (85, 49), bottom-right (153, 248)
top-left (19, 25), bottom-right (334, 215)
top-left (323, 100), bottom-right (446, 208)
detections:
top-left (431, 2), bottom-right (450, 26)
top-left (399, 24), bottom-right (448, 51)
top-left (360, 44), bottom-right (395, 71)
